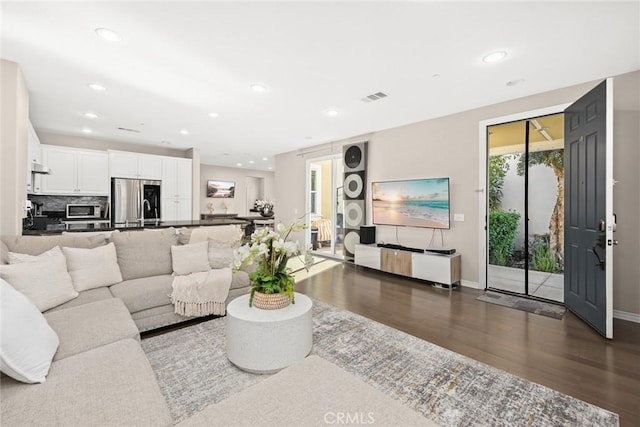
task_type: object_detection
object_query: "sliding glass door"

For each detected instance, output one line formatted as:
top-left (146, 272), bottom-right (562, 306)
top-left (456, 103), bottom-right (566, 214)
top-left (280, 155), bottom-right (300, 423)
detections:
top-left (487, 113), bottom-right (564, 302)
top-left (307, 155), bottom-right (344, 259)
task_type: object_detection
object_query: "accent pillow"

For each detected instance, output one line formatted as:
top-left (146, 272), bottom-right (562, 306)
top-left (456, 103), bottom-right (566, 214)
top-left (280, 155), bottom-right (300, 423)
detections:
top-left (0, 279), bottom-right (60, 383)
top-left (171, 241), bottom-right (211, 276)
top-left (208, 239), bottom-right (236, 269)
top-left (8, 246), bottom-right (60, 264)
top-left (61, 243), bottom-right (123, 291)
top-left (0, 246), bottom-right (78, 312)
top-left (179, 225), bottom-right (243, 245)
top-left (111, 228), bottom-right (178, 280)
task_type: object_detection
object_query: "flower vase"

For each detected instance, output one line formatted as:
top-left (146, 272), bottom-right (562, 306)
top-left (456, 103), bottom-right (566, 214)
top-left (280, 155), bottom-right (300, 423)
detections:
top-left (251, 291), bottom-right (291, 310)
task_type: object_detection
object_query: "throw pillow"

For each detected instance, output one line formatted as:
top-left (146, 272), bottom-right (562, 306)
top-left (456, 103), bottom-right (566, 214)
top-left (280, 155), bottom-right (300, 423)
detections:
top-left (0, 246), bottom-right (78, 312)
top-left (208, 239), bottom-right (236, 269)
top-left (61, 243), bottom-right (123, 291)
top-left (110, 228), bottom-right (178, 280)
top-left (171, 241), bottom-right (211, 276)
top-left (7, 246), bottom-right (60, 264)
top-left (0, 279), bottom-right (60, 383)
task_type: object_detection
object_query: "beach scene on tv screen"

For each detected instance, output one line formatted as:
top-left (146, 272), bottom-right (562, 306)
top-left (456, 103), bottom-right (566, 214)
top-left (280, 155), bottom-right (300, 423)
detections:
top-left (372, 178), bottom-right (450, 229)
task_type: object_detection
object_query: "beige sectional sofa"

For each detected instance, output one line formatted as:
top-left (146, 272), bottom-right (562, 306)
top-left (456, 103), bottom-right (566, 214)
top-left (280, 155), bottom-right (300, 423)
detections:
top-left (0, 225), bottom-right (249, 426)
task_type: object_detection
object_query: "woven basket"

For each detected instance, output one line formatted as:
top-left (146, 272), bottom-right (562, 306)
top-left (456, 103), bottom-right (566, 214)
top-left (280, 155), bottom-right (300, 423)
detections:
top-left (252, 291), bottom-right (291, 310)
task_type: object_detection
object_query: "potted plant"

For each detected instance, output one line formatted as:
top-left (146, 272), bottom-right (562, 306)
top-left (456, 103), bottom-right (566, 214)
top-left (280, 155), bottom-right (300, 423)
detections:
top-left (254, 199), bottom-right (275, 217)
top-left (233, 221), bottom-right (312, 309)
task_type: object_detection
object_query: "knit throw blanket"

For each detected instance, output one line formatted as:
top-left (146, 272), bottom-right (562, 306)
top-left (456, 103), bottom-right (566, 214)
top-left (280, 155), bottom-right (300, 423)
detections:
top-left (171, 268), bottom-right (232, 317)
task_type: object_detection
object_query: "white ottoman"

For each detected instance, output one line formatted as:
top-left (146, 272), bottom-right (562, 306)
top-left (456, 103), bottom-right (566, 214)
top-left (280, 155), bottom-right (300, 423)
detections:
top-left (226, 292), bottom-right (313, 373)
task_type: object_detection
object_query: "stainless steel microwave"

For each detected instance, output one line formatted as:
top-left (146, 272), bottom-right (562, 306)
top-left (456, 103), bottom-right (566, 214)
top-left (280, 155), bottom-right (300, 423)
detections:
top-left (66, 204), bottom-right (102, 219)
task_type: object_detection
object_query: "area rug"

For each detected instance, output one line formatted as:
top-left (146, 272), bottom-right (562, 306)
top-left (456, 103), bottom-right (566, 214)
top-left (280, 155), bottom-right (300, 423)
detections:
top-left (141, 299), bottom-right (616, 426)
top-left (477, 291), bottom-right (567, 319)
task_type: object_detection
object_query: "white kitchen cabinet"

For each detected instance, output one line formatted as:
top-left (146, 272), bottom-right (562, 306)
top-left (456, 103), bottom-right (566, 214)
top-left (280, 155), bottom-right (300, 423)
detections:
top-left (161, 157), bottom-right (192, 221)
top-left (108, 151), bottom-right (162, 180)
top-left (161, 157), bottom-right (192, 199)
top-left (41, 145), bottom-right (109, 195)
top-left (27, 121), bottom-right (42, 194)
top-left (161, 198), bottom-right (191, 222)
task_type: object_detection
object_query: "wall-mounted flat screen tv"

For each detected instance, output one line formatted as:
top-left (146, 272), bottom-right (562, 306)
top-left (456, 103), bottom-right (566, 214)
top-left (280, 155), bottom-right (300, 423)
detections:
top-left (207, 180), bottom-right (235, 198)
top-left (372, 178), bottom-right (450, 229)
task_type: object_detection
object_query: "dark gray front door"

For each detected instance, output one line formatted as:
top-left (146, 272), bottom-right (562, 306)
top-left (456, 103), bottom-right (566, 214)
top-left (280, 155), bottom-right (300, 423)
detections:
top-left (564, 79), bottom-right (614, 338)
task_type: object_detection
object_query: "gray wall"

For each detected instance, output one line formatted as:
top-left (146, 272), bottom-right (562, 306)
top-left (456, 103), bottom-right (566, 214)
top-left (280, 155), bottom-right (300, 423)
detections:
top-left (275, 71), bottom-right (640, 316)
top-left (0, 60), bottom-right (29, 236)
top-left (200, 164), bottom-right (275, 216)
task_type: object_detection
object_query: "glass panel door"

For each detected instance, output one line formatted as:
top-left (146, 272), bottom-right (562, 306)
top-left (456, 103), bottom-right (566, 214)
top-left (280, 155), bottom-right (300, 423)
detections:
top-left (308, 155), bottom-right (343, 259)
top-left (487, 121), bottom-right (526, 295)
top-left (486, 113), bottom-right (564, 303)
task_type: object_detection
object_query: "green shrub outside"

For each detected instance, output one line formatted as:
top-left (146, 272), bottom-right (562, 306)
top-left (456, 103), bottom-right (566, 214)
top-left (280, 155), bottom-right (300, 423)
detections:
top-left (488, 211), bottom-right (520, 266)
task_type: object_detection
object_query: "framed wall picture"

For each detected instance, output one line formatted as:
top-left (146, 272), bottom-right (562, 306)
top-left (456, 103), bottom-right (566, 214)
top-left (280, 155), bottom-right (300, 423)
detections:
top-left (207, 180), bottom-right (235, 198)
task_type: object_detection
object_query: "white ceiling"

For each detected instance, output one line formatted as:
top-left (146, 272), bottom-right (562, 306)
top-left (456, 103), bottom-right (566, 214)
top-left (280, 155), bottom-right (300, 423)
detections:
top-left (2, 1), bottom-right (639, 171)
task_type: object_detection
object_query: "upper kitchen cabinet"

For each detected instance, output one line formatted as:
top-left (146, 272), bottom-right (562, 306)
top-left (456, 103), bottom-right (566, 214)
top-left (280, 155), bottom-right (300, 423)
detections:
top-left (41, 145), bottom-right (109, 195)
top-left (109, 151), bottom-right (162, 180)
top-left (161, 157), bottom-right (192, 199)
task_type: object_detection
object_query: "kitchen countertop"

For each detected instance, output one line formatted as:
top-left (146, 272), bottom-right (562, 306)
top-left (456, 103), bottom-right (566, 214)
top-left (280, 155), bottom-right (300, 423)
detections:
top-left (22, 218), bottom-right (249, 235)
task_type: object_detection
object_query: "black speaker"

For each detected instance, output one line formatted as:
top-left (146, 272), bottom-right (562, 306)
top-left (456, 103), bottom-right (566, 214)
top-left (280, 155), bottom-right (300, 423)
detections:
top-left (343, 142), bottom-right (368, 259)
top-left (360, 225), bottom-right (376, 244)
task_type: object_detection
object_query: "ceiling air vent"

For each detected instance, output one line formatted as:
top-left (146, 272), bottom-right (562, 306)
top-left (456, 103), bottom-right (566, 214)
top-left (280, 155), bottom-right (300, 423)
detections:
top-left (361, 91), bottom-right (388, 103)
top-left (117, 127), bottom-right (141, 133)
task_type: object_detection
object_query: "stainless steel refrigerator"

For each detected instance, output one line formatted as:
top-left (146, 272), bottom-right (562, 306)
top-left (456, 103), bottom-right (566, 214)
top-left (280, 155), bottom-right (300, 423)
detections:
top-left (111, 178), bottom-right (161, 225)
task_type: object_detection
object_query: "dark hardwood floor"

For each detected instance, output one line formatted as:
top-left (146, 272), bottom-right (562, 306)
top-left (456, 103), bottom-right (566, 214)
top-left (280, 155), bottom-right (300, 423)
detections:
top-left (295, 262), bottom-right (640, 426)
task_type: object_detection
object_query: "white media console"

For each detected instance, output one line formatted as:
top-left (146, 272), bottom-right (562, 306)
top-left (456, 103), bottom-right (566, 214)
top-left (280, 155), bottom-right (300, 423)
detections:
top-left (354, 244), bottom-right (461, 286)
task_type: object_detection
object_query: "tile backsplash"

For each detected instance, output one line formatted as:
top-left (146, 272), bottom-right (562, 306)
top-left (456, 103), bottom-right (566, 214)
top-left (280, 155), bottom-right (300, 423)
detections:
top-left (28, 195), bottom-right (108, 214)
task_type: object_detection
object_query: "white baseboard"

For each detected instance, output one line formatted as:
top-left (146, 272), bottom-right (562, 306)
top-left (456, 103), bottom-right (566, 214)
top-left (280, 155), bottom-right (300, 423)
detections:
top-left (613, 309), bottom-right (640, 324)
top-left (460, 280), bottom-right (481, 289)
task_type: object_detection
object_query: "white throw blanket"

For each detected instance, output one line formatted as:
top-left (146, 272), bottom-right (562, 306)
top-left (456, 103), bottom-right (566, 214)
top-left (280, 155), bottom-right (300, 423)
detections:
top-left (171, 268), bottom-right (232, 317)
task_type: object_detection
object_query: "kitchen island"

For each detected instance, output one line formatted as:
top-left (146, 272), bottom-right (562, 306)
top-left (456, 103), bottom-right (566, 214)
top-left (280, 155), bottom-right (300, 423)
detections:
top-left (22, 218), bottom-right (248, 235)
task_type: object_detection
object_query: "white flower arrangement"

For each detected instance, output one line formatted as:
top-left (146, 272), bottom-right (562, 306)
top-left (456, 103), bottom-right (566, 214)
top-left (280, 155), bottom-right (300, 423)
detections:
top-left (233, 222), bottom-right (313, 307)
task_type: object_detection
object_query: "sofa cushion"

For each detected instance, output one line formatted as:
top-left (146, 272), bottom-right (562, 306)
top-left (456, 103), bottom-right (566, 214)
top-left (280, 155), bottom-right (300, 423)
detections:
top-left (0, 338), bottom-right (173, 427)
top-left (45, 287), bottom-right (114, 313)
top-left (61, 243), bottom-right (123, 291)
top-left (0, 246), bottom-right (78, 312)
top-left (0, 279), bottom-right (59, 384)
top-left (109, 275), bottom-right (173, 313)
top-left (7, 245), bottom-right (59, 263)
top-left (208, 239), bottom-right (236, 269)
top-left (178, 225), bottom-right (243, 245)
top-left (172, 241), bottom-right (210, 275)
top-left (111, 228), bottom-right (178, 280)
top-left (44, 298), bottom-right (139, 361)
top-left (231, 270), bottom-right (250, 290)
top-left (1, 234), bottom-right (106, 256)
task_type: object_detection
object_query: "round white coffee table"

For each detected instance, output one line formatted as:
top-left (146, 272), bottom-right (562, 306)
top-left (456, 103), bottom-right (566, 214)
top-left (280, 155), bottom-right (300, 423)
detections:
top-left (226, 292), bottom-right (313, 373)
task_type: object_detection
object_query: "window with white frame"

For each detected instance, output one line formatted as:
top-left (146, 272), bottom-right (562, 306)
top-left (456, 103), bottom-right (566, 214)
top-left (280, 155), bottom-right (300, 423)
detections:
top-left (310, 164), bottom-right (322, 217)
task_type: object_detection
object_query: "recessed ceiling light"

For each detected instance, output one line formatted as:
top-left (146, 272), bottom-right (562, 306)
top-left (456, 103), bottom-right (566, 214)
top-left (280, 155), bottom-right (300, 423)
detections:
top-left (250, 83), bottom-right (267, 93)
top-left (325, 109), bottom-right (339, 117)
top-left (249, 160), bottom-right (255, 164)
top-left (88, 83), bottom-right (106, 91)
top-left (506, 78), bottom-right (525, 87)
top-left (262, 157), bottom-right (268, 161)
top-left (84, 112), bottom-right (98, 119)
top-left (236, 162), bottom-right (243, 167)
top-left (95, 28), bottom-right (123, 43)
top-left (267, 166), bottom-right (273, 170)
top-left (482, 51), bottom-right (508, 63)
top-left (209, 112), bottom-right (219, 118)
top-left (81, 128), bottom-right (92, 134)
top-left (179, 129), bottom-right (189, 135)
